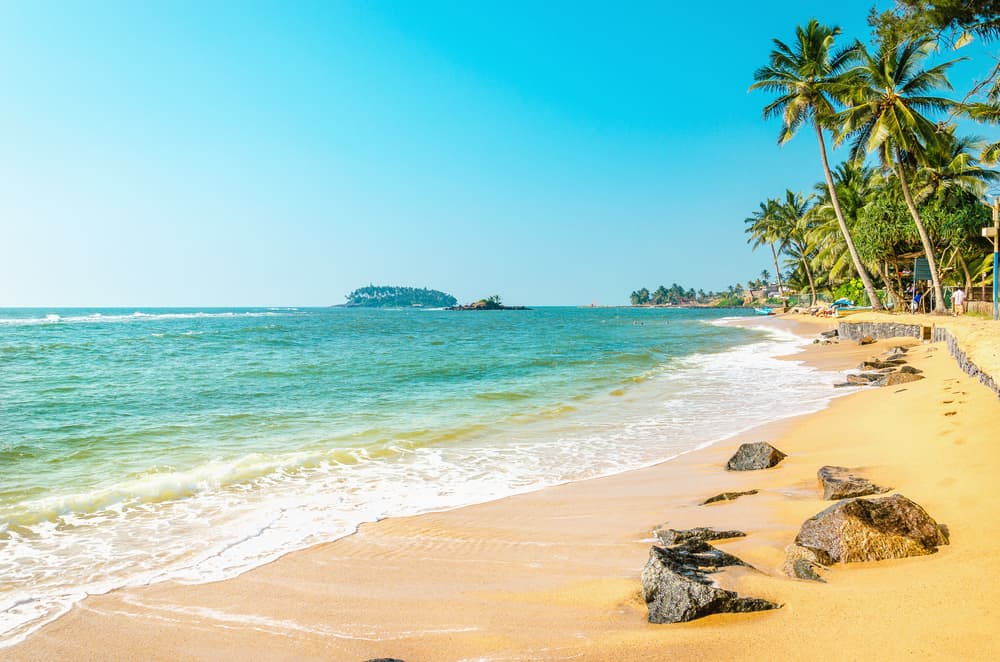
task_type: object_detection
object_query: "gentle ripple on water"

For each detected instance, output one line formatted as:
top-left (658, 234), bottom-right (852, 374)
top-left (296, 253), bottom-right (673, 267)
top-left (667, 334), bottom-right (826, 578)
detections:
top-left (0, 307), bottom-right (851, 645)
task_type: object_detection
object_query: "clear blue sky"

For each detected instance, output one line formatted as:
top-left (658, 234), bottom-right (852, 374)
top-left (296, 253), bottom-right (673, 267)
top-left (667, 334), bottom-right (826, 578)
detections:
top-left (0, 1), bottom-right (994, 306)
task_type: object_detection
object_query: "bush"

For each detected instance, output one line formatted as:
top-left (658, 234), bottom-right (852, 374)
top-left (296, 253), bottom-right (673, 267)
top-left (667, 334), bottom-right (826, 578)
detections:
top-left (833, 279), bottom-right (865, 304)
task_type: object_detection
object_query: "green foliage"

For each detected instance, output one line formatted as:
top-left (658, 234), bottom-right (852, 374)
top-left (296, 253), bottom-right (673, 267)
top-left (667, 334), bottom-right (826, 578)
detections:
top-left (920, 188), bottom-right (992, 250)
top-left (628, 283), bottom-right (713, 305)
top-left (629, 288), bottom-right (650, 305)
top-left (715, 296), bottom-right (745, 307)
top-left (855, 193), bottom-right (918, 263)
top-left (344, 285), bottom-right (457, 308)
top-left (473, 295), bottom-right (504, 309)
top-left (833, 278), bottom-right (866, 303)
top-left (870, 1), bottom-right (1000, 46)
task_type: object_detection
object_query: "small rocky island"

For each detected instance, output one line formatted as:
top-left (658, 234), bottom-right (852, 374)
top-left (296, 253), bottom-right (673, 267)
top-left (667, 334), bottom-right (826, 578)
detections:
top-left (338, 285), bottom-right (457, 308)
top-left (447, 295), bottom-right (529, 311)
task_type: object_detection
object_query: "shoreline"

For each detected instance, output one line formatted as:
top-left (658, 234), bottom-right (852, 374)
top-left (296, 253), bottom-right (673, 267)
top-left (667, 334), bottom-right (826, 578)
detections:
top-left (9, 314), bottom-right (1000, 660)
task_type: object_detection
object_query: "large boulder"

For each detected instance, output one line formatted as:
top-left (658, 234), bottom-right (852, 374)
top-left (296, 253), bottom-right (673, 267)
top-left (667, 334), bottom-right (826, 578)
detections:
top-left (794, 494), bottom-right (949, 564)
top-left (817, 466), bottom-right (891, 500)
top-left (725, 442), bottom-right (787, 471)
top-left (641, 541), bottom-right (780, 624)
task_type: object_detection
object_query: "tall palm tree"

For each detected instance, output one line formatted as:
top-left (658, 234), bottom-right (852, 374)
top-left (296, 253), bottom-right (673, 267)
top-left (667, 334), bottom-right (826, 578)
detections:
top-left (837, 37), bottom-right (962, 313)
top-left (744, 199), bottom-right (786, 296)
top-left (750, 20), bottom-right (884, 310)
top-left (774, 190), bottom-right (819, 302)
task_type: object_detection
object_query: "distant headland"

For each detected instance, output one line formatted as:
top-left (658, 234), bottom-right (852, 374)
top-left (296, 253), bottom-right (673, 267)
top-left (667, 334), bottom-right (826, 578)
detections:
top-left (337, 285), bottom-right (457, 308)
top-left (447, 295), bottom-right (529, 311)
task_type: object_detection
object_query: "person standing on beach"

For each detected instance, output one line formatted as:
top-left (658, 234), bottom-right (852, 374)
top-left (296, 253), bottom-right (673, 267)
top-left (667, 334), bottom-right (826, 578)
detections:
top-left (953, 288), bottom-right (966, 315)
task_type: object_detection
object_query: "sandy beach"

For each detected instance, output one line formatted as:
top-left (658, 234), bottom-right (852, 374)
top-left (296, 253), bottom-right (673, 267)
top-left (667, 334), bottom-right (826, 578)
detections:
top-left (8, 314), bottom-right (1000, 661)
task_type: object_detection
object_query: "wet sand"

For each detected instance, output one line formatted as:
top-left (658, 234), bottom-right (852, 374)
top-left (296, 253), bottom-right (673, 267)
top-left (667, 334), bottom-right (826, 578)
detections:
top-left (9, 315), bottom-right (1000, 661)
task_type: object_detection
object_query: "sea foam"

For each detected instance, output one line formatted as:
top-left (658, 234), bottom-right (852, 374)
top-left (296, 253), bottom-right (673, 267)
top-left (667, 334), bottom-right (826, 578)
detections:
top-left (0, 316), bottom-right (845, 647)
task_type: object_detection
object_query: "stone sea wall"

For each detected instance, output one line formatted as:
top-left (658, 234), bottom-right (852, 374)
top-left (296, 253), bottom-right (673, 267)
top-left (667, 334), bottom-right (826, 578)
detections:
top-left (836, 321), bottom-right (924, 341)
top-left (837, 320), bottom-right (1000, 400)
top-left (931, 326), bottom-right (1000, 399)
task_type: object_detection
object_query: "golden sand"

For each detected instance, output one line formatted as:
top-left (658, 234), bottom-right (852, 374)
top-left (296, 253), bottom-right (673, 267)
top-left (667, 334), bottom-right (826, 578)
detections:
top-left (9, 314), bottom-right (1000, 661)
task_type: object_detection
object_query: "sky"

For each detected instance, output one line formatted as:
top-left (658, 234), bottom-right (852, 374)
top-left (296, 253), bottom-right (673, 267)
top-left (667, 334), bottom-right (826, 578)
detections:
top-left (0, 1), bottom-right (996, 307)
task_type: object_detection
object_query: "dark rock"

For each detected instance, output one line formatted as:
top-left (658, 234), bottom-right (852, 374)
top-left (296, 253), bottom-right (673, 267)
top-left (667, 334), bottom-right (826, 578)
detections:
top-left (875, 372), bottom-right (925, 387)
top-left (846, 373), bottom-right (882, 385)
top-left (641, 543), bottom-right (780, 624)
top-left (782, 544), bottom-right (827, 582)
top-left (833, 382), bottom-right (857, 388)
top-left (817, 466), bottom-right (891, 500)
top-left (364, 659), bottom-right (406, 662)
top-left (794, 494), bottom-right (949, 564)
top-left (654, 526), bottom-right (746, 546)
top-left (858, 336), bottom-right (876, 346)
top-left (861, 359), bottom-right (905, 370)
top-left (702, 490), bottom-right (759, 505)
top-left (899, 365), bottom-right (923, 374)
top-left (820, 329), bottom-right (839, 338)
top-left (725, 442), bottom-right (787, 471)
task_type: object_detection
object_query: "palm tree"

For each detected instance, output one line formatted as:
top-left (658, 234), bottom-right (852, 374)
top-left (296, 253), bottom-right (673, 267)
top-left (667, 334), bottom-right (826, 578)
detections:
top-left (744, 199), bottom-right (786, 297)
top-left (750, 20), bottom-right (884, 310)
top-left (837, 36), bottom-right (962, 313)
top-left (806, 162), bottom-right (881, 293)
top-left (915, 126), bottom-right (998, 202)
top-left (964, 102), bottom-right (1000, 163)
top-left (775, 190), bottom-right (819, 302)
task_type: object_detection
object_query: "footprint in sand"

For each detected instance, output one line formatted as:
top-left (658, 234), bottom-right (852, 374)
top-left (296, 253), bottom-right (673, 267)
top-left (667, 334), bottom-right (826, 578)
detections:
top-left (943, 400), bottom-right (954, 404)
top-left (945, 411), bottom-right (957, 416)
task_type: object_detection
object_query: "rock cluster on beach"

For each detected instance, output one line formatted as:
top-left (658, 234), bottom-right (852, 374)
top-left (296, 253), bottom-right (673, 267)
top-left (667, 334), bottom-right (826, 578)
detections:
top-left (641, 528), bottom-right (780, 624)
top-left (835, 343), bottom-right (928, 389)
top-left (640, 327), bottom-right (961, 628)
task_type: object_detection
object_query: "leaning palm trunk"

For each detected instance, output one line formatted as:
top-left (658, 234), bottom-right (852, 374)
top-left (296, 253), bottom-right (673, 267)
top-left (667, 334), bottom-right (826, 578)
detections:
top-left (895, 149), bottom-right (946, 313)
top-left (958, 252), bottom-right (972, 293)
top-left (768, 242), bottom-right (784, 298)
top-left (815, 124), bottom-right (884, 310)
top-left (802, 256), bottom-right (818, 303)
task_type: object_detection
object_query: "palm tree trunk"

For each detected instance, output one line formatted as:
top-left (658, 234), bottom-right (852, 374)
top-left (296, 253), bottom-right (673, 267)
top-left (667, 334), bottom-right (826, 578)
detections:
top-left (814, 123), bottom-right (884, 310)
top-left (796, 240), bottom-right (818, 303)
top-left (768, 242), bottom-right (785, 299)
top-left (802, 257), bottom-right (817, 302)
top-left (894, 148), bottom-right (946, 314)
top-left (958, 251), bottom-right (972, 292)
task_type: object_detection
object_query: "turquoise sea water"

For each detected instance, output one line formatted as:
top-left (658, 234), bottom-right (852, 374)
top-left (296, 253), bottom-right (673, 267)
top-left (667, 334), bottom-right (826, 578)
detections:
top-left (0, 307), bottom-right (845, 644)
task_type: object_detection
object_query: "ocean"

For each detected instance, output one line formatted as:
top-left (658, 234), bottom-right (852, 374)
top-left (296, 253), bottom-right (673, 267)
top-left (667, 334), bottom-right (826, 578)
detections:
top-left (0, 306), bottom-right (844, 645)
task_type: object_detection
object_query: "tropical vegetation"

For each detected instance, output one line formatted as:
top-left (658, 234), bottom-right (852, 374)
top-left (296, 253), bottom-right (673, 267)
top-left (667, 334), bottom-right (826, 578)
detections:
top-left (745, 3), bottom-right (1000, 314)
top-left (342, 285), bottom-right (458, 308)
